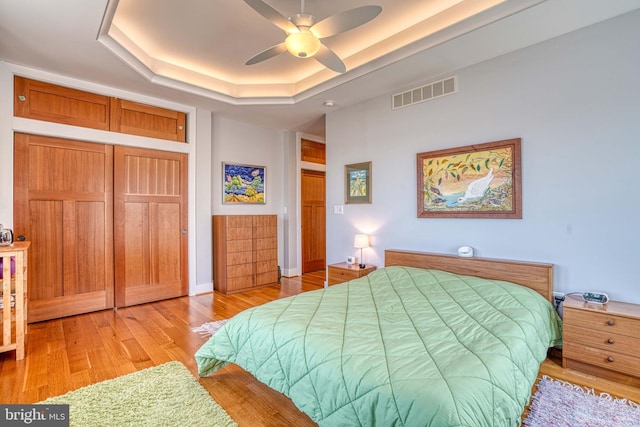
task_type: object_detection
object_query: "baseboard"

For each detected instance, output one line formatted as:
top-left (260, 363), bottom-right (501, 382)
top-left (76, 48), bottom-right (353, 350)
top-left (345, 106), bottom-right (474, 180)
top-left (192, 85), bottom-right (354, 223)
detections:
top-left (282, 268), bottom-right (298, 277)
top-left (190, 281), bottom-right (213, 296)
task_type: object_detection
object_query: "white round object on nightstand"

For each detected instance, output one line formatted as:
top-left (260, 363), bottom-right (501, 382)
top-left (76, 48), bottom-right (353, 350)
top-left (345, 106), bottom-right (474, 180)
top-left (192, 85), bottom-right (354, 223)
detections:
top-left (458, 246), bottom-right (474, 257)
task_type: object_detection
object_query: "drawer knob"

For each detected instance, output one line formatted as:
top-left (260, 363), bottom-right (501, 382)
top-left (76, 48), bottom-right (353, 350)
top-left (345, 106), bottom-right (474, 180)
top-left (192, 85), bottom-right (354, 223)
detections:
top-left (607, 338), bottom-right (614, 344)
top-left (607, 356), bottom-right (614, 363)
top-left (606, 320), bottom-right (615, 326)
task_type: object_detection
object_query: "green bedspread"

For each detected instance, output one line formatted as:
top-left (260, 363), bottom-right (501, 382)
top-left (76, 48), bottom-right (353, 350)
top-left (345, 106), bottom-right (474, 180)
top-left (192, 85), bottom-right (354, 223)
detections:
top-left (196, 266), bottom-right (562, 426)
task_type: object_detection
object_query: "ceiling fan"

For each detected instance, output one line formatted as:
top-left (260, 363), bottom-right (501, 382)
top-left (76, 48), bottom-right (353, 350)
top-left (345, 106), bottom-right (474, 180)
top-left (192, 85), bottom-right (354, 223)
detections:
top-left (244, 0), bottom-right (382, 73)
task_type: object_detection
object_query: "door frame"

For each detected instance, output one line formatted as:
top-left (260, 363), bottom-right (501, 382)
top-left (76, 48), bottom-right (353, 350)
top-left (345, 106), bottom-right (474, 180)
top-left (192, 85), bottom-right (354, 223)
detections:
top-left (295, 132), bottom-right (325, 281)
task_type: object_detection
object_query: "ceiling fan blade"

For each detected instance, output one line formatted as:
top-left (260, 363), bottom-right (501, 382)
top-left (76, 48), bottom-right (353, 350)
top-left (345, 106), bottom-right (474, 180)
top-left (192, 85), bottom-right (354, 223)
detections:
top-left (314, 44), bottom-right (346, 73)
top-left (310, 5), bottom-right (382, 39)
top-left (244, 0), bottom-right (298, 33)
top-left (246, 43), bottom-right (287, 65)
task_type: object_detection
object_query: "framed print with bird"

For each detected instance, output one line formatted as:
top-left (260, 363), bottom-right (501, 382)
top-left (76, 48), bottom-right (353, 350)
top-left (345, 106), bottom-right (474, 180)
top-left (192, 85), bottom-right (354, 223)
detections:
top-left (417, 138), bottom-right (522, 218)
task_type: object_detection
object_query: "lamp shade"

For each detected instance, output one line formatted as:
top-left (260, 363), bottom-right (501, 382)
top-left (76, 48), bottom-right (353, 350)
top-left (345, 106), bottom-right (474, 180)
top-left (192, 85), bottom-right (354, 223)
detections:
top-left (285, 31), bottom-right (321, 58)
top-left (353, 234), bottom-right (369, 249)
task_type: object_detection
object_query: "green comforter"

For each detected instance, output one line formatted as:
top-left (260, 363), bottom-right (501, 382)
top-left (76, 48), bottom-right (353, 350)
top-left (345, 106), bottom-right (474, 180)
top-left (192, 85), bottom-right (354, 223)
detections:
top-left (196, 266), bottom-right (562, 426)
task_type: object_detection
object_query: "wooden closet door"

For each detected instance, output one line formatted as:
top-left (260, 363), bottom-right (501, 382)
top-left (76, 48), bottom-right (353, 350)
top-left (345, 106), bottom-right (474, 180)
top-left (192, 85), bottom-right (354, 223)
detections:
top-left (114, 146), bottom-right (188, 307)
top-left (13, 133), bottom-right (114, 322)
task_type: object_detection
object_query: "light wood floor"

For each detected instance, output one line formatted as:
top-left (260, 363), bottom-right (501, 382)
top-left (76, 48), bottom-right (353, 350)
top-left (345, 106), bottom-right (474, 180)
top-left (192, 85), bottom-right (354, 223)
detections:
top-left (2, 272), bottom-right (640, 426)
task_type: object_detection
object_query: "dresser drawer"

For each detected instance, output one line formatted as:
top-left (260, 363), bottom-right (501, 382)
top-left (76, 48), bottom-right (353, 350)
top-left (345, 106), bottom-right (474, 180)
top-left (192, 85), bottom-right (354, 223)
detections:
top-left (563, 342), bottom-right (640, 378)
top-left (563, 307), bottom-right (640, 338)
top-left (327, 263), bottom-right (376, 285)
top-left (563, 324), bottom-right (640, 357)
top-left (328, 268), bottom-right (360, 284)
top-left (562, 296), bottom-right (640, 384)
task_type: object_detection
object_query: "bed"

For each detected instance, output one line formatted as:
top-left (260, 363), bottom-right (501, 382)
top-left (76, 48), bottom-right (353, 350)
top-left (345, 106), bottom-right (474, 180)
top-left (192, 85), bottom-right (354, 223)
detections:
top-left (196, 250), bottom-right (562, 426)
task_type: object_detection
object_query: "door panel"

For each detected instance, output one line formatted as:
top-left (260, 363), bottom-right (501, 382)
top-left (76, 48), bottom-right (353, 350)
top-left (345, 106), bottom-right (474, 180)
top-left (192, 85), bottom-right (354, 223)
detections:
top-left (114, 146), bottom-right (188, 307)
top-left (301, 169), bottom-right (326, 273)
top-left (123, 203), bottom-right (150, 287)
top-left (14, 133), bottom-right (114, 322)
top-left (110, 98), bottom-right (186, 142)
top-left (14, 76), bottom-right (110, 131)
top-left (76, 201), bottom-right (108, 293)
top-left (150, 202), bottom-right (182, 284)
top-left (29, 200), bottom-right (63, 301)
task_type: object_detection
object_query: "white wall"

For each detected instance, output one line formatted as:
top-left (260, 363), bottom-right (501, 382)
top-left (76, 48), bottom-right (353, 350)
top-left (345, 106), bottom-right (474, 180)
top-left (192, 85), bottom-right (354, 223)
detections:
top-left (282, 131), bottom-right (298, 277)
top-left (325, 11), bottom-right (640, 303)
top-left (193, 109), bottom-right (214, 294)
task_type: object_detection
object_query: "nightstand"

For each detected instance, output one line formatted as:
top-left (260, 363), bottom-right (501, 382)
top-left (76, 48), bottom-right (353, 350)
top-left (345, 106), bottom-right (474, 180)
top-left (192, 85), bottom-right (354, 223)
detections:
top-left (327, 263), bottom-right (376, 285)
top-left (562, 295), bottom-right (640, 387)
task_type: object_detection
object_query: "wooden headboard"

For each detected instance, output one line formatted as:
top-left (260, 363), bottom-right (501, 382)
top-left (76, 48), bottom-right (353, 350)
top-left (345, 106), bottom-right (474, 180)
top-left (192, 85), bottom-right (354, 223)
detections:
top-left (385, 249), bottom-right (553, 301)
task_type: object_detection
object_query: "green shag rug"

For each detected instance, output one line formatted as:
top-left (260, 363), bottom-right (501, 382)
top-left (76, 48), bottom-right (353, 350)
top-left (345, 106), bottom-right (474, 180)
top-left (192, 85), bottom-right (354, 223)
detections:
top-left (39, 361), bottom-right (236, 427)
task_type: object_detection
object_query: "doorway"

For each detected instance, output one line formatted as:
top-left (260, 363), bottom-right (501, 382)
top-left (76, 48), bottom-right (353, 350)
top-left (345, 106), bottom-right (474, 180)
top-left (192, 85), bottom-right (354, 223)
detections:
top-left (301, 169), bottom-right (325, 273)
top-left (299, 138), bottom-right (326, 274)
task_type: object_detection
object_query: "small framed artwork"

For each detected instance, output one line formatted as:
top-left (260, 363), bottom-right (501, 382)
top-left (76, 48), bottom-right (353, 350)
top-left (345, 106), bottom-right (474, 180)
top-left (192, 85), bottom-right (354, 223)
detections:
top-left (345, 161), bottom-right (372, 204)
top-left (223, 162), bottom-right (266, 204)
top-left (416, 138), bottom-right (522, 218)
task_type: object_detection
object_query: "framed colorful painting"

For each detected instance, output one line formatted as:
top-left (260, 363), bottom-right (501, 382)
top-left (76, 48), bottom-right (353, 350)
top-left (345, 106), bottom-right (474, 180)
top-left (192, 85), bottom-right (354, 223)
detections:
top-left (345, 161), bottom-right (372, 204)
top-left (416, 138), bottom-right (522, 218)
top-left (223, 162), bottom-right (266, 204)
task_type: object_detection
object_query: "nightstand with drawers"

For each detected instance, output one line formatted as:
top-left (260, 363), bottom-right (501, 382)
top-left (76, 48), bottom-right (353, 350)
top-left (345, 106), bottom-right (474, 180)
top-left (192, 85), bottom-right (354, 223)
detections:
top-left (327, 263), bottom-right (376, 285)
top-left (562, 295), bottom-right (640, 386)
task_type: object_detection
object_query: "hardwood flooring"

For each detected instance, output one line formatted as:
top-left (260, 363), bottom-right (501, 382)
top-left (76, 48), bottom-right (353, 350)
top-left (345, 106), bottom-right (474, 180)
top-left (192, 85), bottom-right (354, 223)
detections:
top-left (2, 271), bottom-right (640, 426)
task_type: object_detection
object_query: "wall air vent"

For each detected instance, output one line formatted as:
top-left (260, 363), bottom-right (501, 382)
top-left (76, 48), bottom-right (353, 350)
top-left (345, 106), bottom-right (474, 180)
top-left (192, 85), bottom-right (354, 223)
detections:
top-left (392, 76), bottom-right (457, 110)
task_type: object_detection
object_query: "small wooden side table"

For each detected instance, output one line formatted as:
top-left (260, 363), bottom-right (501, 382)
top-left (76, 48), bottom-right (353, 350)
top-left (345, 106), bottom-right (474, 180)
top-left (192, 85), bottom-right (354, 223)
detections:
top-left (0, 241), bottom-right (30, 360)
top-left (327, 262), bottom-right (376, 285)
top-left (562, 294), bottom-right (640, 386)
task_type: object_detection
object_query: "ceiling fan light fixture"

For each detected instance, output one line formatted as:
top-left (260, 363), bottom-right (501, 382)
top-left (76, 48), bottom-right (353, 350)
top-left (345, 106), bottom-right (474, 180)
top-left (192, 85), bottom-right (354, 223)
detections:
top-left (285, 31), bottom-right (320, 58)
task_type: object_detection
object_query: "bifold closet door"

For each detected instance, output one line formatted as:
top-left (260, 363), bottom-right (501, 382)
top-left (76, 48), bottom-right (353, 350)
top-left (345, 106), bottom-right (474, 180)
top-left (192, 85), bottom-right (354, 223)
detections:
top-left (13, 133), bottom-right (114, 322)
top-left (113, 146), bottom-right (188, 307)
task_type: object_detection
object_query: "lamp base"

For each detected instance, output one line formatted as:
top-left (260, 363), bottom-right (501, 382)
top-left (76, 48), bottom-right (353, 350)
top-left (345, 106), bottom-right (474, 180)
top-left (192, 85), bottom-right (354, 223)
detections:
top-left (359, 263), bottom-right (366, 269)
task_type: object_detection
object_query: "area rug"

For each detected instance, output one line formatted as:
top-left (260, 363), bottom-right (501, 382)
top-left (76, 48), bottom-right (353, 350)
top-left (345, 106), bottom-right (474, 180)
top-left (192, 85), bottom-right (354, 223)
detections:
top-left (39, 361), bottom-right (236, 427)
top-left (524, 375), bottom-right (640, 427)
top-left (192, 319), bottom-right (229, 337)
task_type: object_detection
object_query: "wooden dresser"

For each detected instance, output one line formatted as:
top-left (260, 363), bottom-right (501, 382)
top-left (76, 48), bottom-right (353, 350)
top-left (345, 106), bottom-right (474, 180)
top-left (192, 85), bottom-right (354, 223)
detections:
top-left (562, 295), bottom-right (640, 386)
top-left (213, 215), bottom-right (278, 294)
top-left (327, 263), bottom-right (376, 285)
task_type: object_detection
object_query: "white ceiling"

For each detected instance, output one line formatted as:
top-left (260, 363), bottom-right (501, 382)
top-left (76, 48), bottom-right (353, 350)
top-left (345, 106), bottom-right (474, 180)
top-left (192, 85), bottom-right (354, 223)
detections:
top-left (1, 0), bottom-right (639, 136)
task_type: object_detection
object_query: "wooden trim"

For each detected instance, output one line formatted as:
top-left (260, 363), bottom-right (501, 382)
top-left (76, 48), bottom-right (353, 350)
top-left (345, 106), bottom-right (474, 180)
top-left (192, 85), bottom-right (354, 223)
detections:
top-left (113, 146), bottom-right (126, 307)
top-left (28, 291), bottom-right (109, 323)
top-left (384, 249), bottom-right (553, 301)
top-left (179, 152), bottom-right (189, 295)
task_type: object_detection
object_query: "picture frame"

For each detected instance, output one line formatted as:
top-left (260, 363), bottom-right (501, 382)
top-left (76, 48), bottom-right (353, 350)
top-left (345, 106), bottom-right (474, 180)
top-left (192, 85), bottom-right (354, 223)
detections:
top-left (345, 161), bottom-right (372, 204)
top-left (416, 138), bottom-right (522, 218)
top-left (222, 162), bottom-right (266, 204)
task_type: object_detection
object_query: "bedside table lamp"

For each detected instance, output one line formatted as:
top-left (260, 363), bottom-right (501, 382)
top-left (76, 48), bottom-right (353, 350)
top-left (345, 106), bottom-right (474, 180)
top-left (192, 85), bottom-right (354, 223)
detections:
top-left (353, 234), bottom-right (369, 269)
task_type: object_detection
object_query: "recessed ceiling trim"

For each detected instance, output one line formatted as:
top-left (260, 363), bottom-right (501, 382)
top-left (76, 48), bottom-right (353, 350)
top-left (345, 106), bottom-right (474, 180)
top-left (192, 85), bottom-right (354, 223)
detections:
top-left (97, 0), bottom-right (547, 106)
